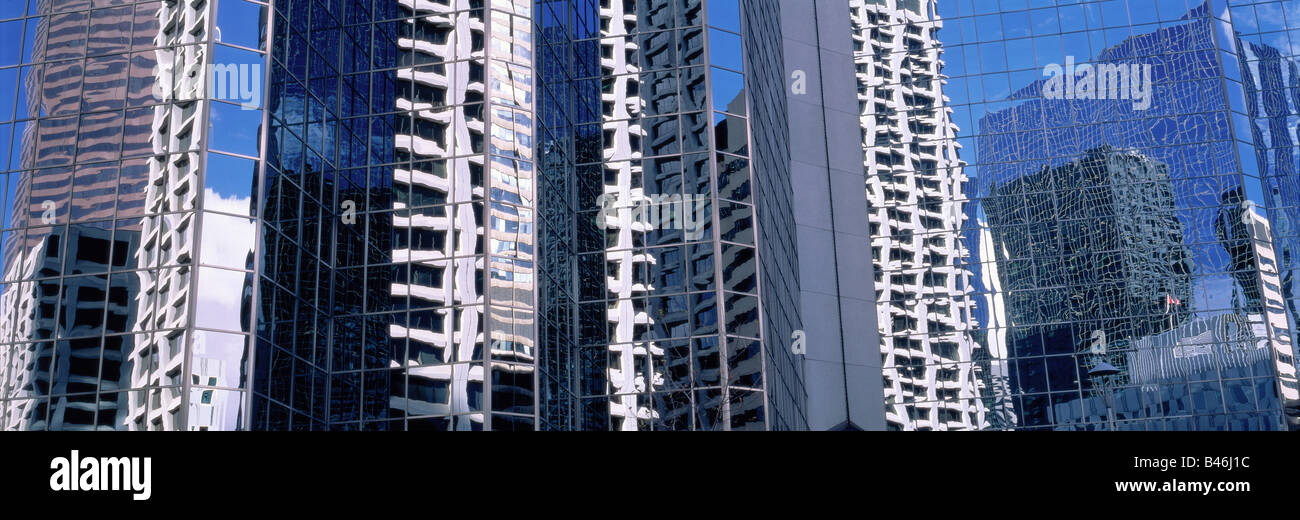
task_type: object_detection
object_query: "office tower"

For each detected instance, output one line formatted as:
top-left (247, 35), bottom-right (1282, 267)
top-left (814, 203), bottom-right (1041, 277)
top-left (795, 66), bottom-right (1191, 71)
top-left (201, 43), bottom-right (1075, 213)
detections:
top-left (980, 146), bottom-right (1201, 426)
top-left (386, 0), bottom-right (491, 429)
top-left (939, 0), bottom-right (1299, 429)
top-left (297, 0), bottom-right (539, 431)
top-left (1, 0), bottom-right (265, 430)
top-left (1, 0), bottom-right (809, 430)
top-left (128, 0), bottom-right (214, 431)
top-left (0, 0), bottom-right (190, 430)
top-left (0, 226), bottom-right (141, 430)
top-left (544, 0), bottom-right (804, 431)
top-left (1234, 14), bottom-right (1300, 379)
top-left (847, 0), bottom-right (990, 430)
top-left (532, 0), bottom-right (593, 430)
top-left (777, 0), bottom-right (885, 431)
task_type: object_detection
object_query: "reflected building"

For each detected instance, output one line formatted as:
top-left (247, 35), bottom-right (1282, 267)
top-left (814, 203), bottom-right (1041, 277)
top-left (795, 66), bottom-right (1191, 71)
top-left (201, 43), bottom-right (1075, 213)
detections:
top-left (1, 0), bottom-right (255, 431)
top-left (4, 0), bottom-right (869, 431)
top-left (1, 0), bottom-right (162, 430)
top-left (957, 1), bottom-right (1299, 429)
top-left (1236, 37), bottom-right (1300, 358)
top-left (125, 0), bottom-right (209, 431)
top-left (0, 226), bottom-right (140, 430)
top-left (1, 1), bottom-right (150, 265)
top-left (351, 0), bottom-right (538, 431)
top-left (980, 146), bottom-right (1196, 426)
top-left (849, 0), bottom-right (990, 430)
top-left (549, 0), bottom-right (803, 430)
top-left (385, 1), bottom-right (496, 430)
top-left (250, 0), bottom-right (539, 430)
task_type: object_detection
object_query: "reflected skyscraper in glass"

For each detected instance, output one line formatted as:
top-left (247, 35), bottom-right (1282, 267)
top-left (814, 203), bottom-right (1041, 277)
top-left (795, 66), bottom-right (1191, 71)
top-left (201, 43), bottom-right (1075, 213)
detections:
top-left (898, 0), bottom-right (1300, 430)
top-left (540, 0), bottom-right (804, 430)
top-left (850, 0), bottom-right (996, 430)
top-left (1, 0), bottom-right (809, 430)
top-left (8, 0), bottom-right (1300, 432)
top-left (1, 0), bottom-right (239, 430)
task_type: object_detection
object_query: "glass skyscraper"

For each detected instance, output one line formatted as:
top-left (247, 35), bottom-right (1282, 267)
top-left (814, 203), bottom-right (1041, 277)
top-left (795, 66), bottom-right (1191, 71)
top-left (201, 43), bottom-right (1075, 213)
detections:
top-left (5, 0), bottom-right (1300, 432)
top-left (857, 0), bottom-right (1300, 430)
top-left (536, 0), bottom-right (805, 431)
top-left (850, 0), bottom-right (996, 430)
top-left (0, 0), bottom-right (807, 431)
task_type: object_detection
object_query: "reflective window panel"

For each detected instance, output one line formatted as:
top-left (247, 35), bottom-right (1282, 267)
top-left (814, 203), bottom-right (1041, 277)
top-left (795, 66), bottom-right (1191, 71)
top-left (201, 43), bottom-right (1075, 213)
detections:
top-left (856, 0), bottom-right (1300, 430)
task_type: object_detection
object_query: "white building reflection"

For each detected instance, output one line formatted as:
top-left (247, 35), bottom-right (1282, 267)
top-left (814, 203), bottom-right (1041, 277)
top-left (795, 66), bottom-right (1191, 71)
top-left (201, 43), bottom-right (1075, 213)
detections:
top-left (849, 0), bottom-right (990, 430)
top-left (391, 0), bottom-right (535, 429)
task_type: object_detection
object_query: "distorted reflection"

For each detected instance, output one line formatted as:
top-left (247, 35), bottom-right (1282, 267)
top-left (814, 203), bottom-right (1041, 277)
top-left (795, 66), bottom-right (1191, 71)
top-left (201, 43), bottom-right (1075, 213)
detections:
top-left (936, 0), bottom-right (1298, 430)
top-left (550, 0), bottom-right (783, 430)
top-left (1, 0), bottom-right (260, 430)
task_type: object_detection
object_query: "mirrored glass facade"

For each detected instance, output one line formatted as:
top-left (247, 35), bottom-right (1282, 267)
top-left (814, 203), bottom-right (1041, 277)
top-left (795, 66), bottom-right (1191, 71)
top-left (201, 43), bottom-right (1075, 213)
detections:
top-left (851, 0), bottom-right (996, 431)
top-left (1, 0), bottom-right (803, 430)
top-left (856, 0), bottom-right (1300, 430)
top-left (14, 0), bottom-right (1295, 433)
top-left (541, 0), bottom-right (803, 430)
top-left (0, 0), bottom-right (259, 430)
